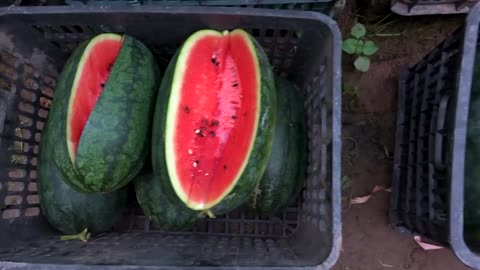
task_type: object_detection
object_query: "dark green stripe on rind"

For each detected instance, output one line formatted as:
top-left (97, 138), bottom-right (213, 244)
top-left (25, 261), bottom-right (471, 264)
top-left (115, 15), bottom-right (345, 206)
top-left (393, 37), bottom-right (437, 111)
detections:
top-left (151, 30), bottom-right (276, 215)
top-left (53, 34), bottom-right (160, 193)
top-left (252, 77), bottom-right (307, 214)
top-left (39, 75), bottom-right (127, 234)
top-left (134, 172), bottom-right (199, 230)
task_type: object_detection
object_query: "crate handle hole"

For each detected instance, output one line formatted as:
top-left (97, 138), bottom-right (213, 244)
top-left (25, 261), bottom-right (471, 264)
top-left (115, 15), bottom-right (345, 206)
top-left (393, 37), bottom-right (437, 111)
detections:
top-left (73, 25), bottom-right (84, 33)
top-left (60, 25), bottom-right (73, 34)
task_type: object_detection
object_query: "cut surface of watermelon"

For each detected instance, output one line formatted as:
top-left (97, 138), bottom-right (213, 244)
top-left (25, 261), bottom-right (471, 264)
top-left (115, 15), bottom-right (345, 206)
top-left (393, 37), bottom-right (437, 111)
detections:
top-left (66, 34), bottom-right (123, 162)
top-left (165, 29), bottom-right (260, 210)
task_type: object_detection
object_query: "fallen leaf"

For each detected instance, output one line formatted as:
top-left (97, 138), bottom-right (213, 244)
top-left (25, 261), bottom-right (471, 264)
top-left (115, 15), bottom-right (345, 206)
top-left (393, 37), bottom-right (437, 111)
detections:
top-left (350, 185), bottom-right (391, 205)
top-left (413, 236), bottom-right (444, 250)
top-left (378, 258), bottom-right (393, 268)
top-left (372, 185), bottom-right (385, 193)
top-left (351, 194), bottom-right (372, 204)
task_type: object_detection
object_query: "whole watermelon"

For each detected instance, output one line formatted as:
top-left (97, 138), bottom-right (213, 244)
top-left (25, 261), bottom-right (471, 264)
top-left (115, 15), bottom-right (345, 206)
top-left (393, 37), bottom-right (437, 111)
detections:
top-left (38, 116), bottom-right (127, 234)
top-left (251, 77), bottom-right (307, 214)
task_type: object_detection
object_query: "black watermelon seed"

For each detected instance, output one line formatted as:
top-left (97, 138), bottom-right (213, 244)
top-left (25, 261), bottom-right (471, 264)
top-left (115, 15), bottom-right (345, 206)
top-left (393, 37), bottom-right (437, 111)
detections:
top-left (223, 164), bottom-right (227, 170)
top-left (232, 83), bottom-right (238, 87)
top-left (100, 83), bottom-right (105, 88)
top-left (231, 115), bottom-right (238, 120)
top-left (184, 106), bottom-right (190, 113)
top-left (211, 120), bottom-right (219, 126)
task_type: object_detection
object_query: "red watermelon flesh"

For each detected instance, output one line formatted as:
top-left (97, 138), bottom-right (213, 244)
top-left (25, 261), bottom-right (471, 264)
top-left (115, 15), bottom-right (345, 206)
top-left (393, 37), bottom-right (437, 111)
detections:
top-left (67, 34), bottom-right (123, 162)
top-left (169, 30), bottom-right (259, 209)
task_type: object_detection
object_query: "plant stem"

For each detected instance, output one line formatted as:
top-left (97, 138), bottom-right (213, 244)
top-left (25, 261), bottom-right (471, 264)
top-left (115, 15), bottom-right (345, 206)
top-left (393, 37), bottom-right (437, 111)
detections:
top-left (60, 228), bottom-right (90, 242)
top-left (374, 33), bottom-right (402, 37)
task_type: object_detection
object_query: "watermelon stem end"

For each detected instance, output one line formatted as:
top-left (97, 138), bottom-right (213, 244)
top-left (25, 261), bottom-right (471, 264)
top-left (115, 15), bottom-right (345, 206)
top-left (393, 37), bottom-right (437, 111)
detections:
top-left (60, 228), bottom-right (91, 242)
top-left (198, 210), bottom-right (216, 219)
top-left (250, 186), bottom-right (262, 209)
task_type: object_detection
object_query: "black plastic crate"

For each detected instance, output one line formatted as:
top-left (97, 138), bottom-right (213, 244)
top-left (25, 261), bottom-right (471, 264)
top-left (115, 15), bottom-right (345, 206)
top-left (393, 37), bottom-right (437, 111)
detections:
top-left (0, 6), bottom-right (342, 269)
top-left (391, 0), bottom-right (477, 15)
top-left (391, 3), bottom-right (480, 269)
top-left (391, 27), bottom-right (461, 244)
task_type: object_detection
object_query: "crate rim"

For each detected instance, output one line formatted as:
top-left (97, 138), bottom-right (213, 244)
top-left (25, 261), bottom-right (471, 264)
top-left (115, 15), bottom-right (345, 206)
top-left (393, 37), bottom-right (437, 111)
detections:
top-left (450, 2), bottom-right (480, 269)
top-left (65, 0), bottom-right (336, 5)
top-left (0, 5), bottom-right (337, 18)
top-left (0, 5), bottom-right (342, 270)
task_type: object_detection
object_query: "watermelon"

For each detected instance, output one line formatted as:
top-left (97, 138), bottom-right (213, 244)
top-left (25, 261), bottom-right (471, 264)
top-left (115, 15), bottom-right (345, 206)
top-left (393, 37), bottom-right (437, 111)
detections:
top-left (50, 33), bottom-right (159, 193)
top-left (251, 77), bottom-right (307, 214)
top-left (152, 29), bottom-right (276, 214)
top-left (464, 51), bottom-right (480, 246)
top-left (38, 119), bottom-right (127, 234)
top-left (134, 172), bottom-right (199, 230)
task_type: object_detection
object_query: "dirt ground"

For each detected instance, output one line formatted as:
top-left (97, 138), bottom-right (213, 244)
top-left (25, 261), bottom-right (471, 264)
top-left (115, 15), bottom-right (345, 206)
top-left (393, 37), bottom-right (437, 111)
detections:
top-left (334, 2), bottom-right (471, 269)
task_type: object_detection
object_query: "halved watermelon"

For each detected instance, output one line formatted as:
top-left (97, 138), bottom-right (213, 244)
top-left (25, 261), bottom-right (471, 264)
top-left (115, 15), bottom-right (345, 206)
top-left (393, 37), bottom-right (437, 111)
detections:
top-left (152, 29), bottom-right (276, 212)
top-left (50, 33), bottom-right (160, 192)
top-left (66, 34), bottom-right (122, 163)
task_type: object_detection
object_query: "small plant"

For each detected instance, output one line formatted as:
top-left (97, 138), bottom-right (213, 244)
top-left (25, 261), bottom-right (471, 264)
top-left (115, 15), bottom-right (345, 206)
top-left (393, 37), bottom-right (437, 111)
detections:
top-left (342, 23), bottom-right (379, 72)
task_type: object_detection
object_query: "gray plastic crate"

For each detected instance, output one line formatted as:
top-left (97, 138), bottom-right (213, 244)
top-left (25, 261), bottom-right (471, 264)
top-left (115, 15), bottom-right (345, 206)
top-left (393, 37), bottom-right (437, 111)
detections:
top-left (0, 6), bottom-right (341, 269)
top-left (450, 2), bottom-right (480, 269)
top-left (391, 0), bottom-right (477, 15)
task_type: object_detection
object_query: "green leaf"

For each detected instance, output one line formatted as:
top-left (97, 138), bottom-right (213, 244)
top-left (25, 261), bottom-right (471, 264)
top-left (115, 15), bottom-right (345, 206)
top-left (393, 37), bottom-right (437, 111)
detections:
top-left (363, 40), bottom-right (379, 56)
top-left (342, 175), bottom-right (352, 190)
top-left (354, 56), bottom-right (370, 72)
top-left (355, 40), bottom-right (364, 55)
top-left (342, 38), bottom-right (359, 55)
top-left (351, 23), bottom-right (366, 38)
